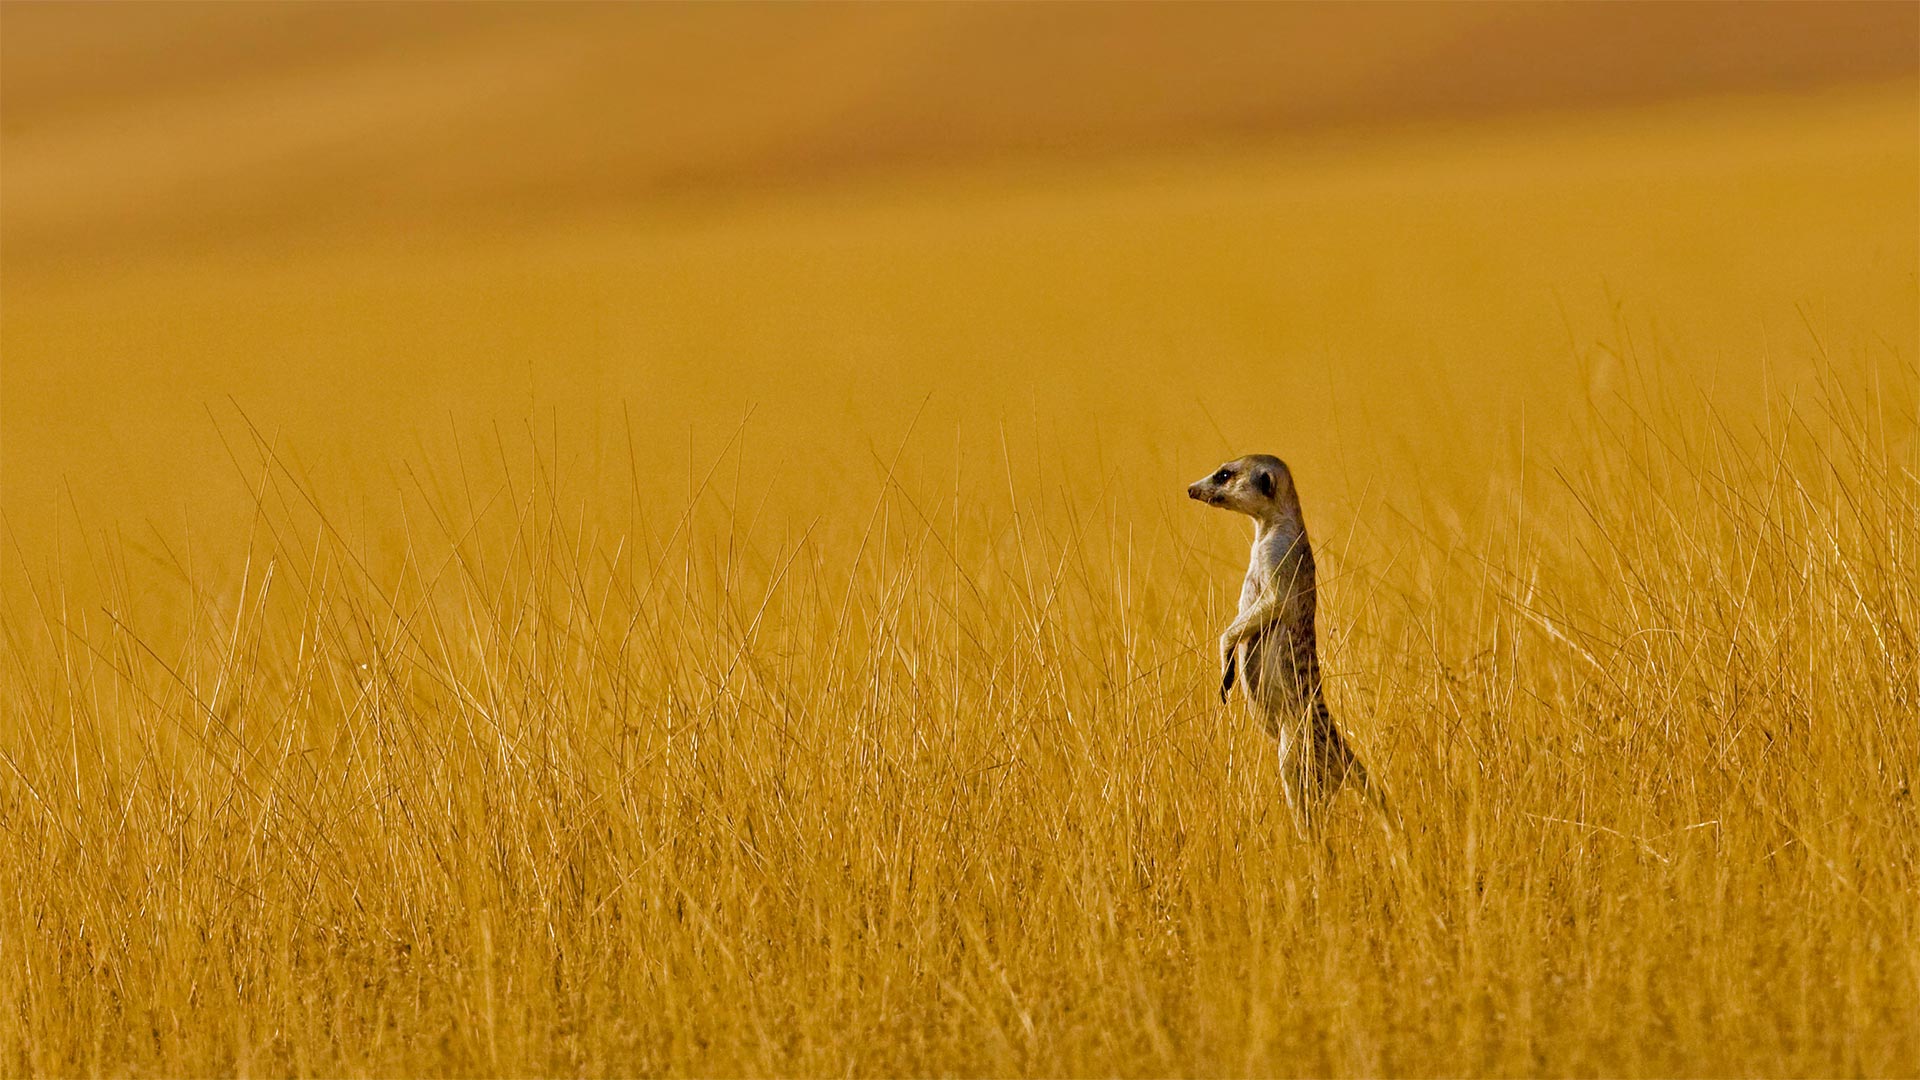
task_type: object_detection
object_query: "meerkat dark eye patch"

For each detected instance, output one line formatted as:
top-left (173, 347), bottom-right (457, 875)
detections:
top-left (1253, 470), bottom-right (1275, 498)
top-left (1214, 468), bottom-right (1232, 483)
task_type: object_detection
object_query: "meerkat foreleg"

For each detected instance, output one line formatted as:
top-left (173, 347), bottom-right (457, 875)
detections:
top-left (1216, 593), bottom-right (1282, 701)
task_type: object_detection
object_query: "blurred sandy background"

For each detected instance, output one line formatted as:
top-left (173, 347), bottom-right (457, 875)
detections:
top-left (8, 2), bottom-right (1916, 257)
top-left (4, 1), bottom-right (1916, 552)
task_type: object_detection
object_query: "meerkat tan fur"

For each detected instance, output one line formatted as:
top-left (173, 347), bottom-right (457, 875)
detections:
top-left (1188, 454), bottom-right (1373, 826)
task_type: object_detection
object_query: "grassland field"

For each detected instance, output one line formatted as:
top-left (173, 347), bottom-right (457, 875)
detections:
top-left (1, 80), bottom-right (1917, 1075)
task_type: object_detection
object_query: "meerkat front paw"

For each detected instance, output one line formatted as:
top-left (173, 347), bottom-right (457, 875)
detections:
top-left (1218, 638), bottom-right (1237, 702)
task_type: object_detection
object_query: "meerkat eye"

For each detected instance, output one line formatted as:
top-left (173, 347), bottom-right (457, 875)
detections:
top-left (1213, 468), bottom-right (1232, 483)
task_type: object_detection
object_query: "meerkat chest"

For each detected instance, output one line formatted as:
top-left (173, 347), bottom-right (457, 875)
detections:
top-left (1239, 531), bottom-right (1315, 619)
top-left (1237, 561), bottom-right (1268, 615)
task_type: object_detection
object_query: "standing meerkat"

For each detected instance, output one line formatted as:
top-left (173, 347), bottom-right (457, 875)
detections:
top-left (1188, 454), bottom-right (1374, 827)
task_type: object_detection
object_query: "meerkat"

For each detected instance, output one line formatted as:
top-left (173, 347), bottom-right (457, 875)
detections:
top-left (1188, 454), bottom-right (1375, 827)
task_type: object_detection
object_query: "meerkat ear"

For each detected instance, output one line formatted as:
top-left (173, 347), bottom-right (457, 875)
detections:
top-left (1253, 469), bottom-right (1275, 498)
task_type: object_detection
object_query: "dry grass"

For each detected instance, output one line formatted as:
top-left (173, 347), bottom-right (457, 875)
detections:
top-left (2, 352), bottom-right (1915, 1075)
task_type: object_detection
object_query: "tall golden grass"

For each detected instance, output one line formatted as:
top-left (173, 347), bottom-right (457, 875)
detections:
top-left (2, 344), bottom-right (1914, 1074)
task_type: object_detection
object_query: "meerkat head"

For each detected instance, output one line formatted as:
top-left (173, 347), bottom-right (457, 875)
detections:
top-left (1186, 454), bottom-right (1298, 522)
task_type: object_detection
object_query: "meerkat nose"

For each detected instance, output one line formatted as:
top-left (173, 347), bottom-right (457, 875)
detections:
top-left (1186, 482), bottom-right (1207, 501)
